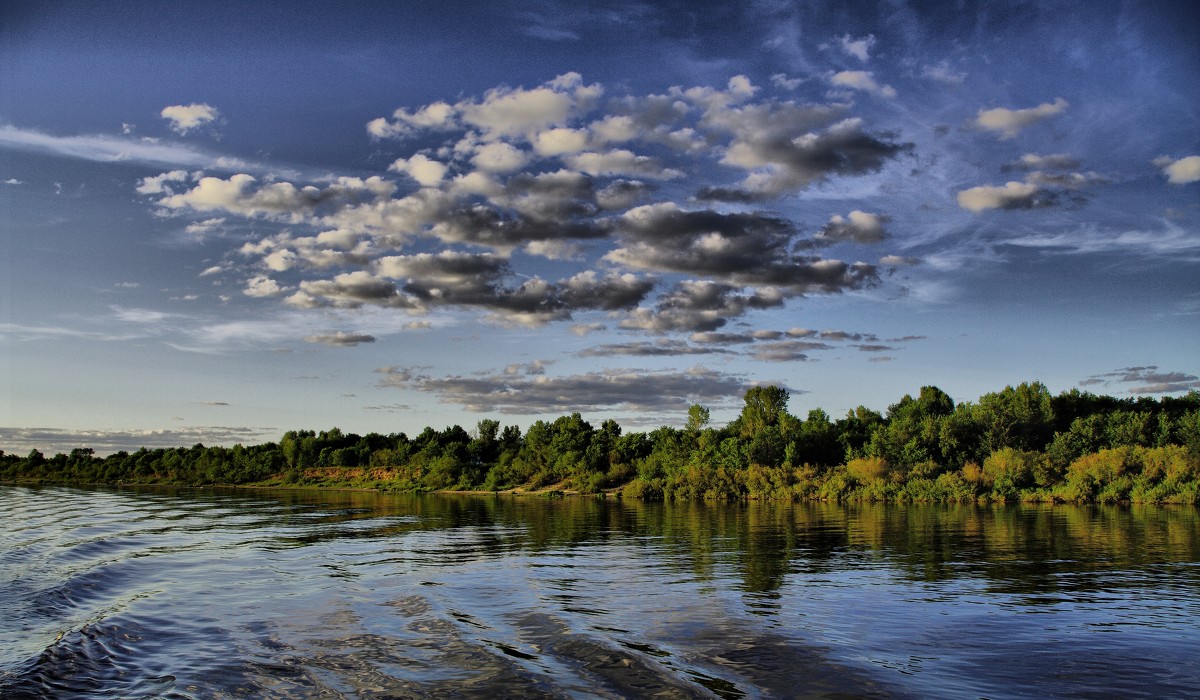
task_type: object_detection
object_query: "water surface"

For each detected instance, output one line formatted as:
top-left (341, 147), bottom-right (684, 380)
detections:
top-left (1, 486), bottom-right (1197, 698)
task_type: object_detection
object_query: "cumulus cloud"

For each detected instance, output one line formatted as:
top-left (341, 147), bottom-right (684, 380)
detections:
top-left (957, 181), bottom-right (1052, 212)
top-left (389, 154), bottom-right (448, 186)
top-left (607, 203), bottom-right (879, 292)
top-left (135, 74), bottom-right (921, 341)
top-left (304, 331), bottom-right (377, 347)
top-left (830, 71), bottom-right (896, 98)
top-left (1154, 155), bottom-right (1200, 185)
top-left (377, 364), bottom-right (745, 414)
top-left (709, 116), bottom-right (912, 199)
top-left (815, 210), bottom-right (887, 244)
top-left (161, 103), bottom-right (220, 134)
top-left (244, 275), bottom-right (287, 297)
top-left (563, 149), bottom-right (682, 179)
top-left (619, 280), bottom-right (784, 333)
top-left (974, 98), bottom-right (1068, 139)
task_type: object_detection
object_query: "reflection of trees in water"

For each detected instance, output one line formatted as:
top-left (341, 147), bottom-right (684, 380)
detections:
top-left (93, 486), bottom-right (1200, 599)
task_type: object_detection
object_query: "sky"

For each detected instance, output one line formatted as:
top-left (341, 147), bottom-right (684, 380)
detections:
top-left (2, 0), bottom-right (1198, 455)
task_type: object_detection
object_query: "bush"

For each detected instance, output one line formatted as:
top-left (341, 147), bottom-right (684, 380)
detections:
top-left (846, 457), bottom-right (888, 484)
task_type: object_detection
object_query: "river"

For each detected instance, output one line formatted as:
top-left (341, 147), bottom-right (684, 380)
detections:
top-left (1, 485), bottom-right (1197, 698)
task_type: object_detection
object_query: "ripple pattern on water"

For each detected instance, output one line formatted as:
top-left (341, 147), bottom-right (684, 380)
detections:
top-left (1, 487), bottom-right (1198, 699)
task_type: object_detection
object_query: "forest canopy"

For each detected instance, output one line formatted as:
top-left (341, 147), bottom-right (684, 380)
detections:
top-left (4, 383), bottom-right (1199, 504)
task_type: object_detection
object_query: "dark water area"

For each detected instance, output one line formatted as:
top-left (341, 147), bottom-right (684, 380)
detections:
top-left (1, 486), bottom-right (1197, 699)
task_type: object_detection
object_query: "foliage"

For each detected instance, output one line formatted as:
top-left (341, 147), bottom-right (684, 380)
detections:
top-left (3, 387), bottom-right (1199, 505)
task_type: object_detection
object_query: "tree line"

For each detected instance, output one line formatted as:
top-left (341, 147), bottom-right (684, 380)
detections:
top-left (3, 382), bottom-right (1199, 504)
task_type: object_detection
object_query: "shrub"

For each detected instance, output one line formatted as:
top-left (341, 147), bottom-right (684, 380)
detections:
top-left (846, 457), bottom-right (888, 484)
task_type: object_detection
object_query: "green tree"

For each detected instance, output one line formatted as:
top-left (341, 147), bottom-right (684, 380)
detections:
top-left (737, 385), bottom-right (790, 438)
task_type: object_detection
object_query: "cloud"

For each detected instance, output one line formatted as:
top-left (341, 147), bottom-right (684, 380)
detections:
top-left (199, 401), bottom-right (230, 406)
top-left (161, 103), bottom-right (220, 134)
top-left (837, 34), bottom-right (876, 62)
top-left (1004, 220), bottom-right (1200, 259)
top-left (244, 275), bottom-right (287, 298)
top-left (304, 331), bottom-right (377, 347)
top-left (619, 280), bottom-right (785, 333)
top-left (974, 98), bottom-right (1068, 139)
top-left (1154, 155), bottom-right (1200, 185)
top-left (129, 74), bottom-right (920, 340)
top-left (830, 71), bottom-right (896, 98)
top-left (0, 125), bottom-right (217, 169)
top-left (1002, 153), bottom-right (1081, 172)
top-left (377, 364), bottom-right (746, 414)
top-left (0, 425), bottom-right (277, 456)
top-left (815, 210), bottom-right (887, 244)
top-left (749, 339), bottom-right (832, 362)
top-left (1080, 366), bottom-right (1200, 395)
top-left (607, 203), bottom-right (879, 292)
top-left (389, 154), bottom-right (448, 186)
top-left (578, 339), bottom-right (731, 357)
top-left (957, 181), bottom-right (1052, 212)
top-left (4, 178), bottom-right (24, 185)
top-left (563, 149), bottom-right (682, 179)
top-left (923, 61), bottom-right (966, 85)
top-left (155, 173), bottom-right (396, 223)
top-left (710, 116), bottom-right (913, 199)
top-left (880, 255), bottom-right (920, 266)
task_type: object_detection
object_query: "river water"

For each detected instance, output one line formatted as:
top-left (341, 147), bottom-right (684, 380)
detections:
top-left (1, 486), bottom-right (1197, 699)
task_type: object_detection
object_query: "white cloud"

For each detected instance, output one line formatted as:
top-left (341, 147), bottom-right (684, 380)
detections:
top-left (470, 142), bottom-right (529, 173)
top-left (4, 178), bottom-right (24, 185)
top-left (563, 149), bottom-right (682, 179)
top-left (817, 210), bottom-right (886, 243)
top-left (956, 181), bottom-right (1042, 212)
top-left (1155, 155), bottom-right (1200, 185)
top-left (533, 127), bottom-right (590, 155)
top-left (974, 98), bottom-right (1068, 139)
top-left (830, 71), bottom-right (896, 98)
top-left (160, 103), bottom-right (220, 134)
top-left (244, 275), bottom-right (286, 297)
top-left (923, 61), bottom-right (966, 85)
top-left (389, 154), bottom-right (448, 186)
top-left (838, 34), bottom-right (876, 62)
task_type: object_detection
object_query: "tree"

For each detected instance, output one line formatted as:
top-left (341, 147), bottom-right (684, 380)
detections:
top-left (973, 382), bottom-right (1054, 454)
top-left (687, 404), bottom-right (711, 433)
top-left (738, 386), bottom-right (790, 438)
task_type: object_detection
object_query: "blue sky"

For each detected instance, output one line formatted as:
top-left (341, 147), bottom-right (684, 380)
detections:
top-left (2, 0), bottom-right (1198, 455)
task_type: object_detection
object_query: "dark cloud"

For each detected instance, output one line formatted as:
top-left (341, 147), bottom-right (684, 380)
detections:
top-left (298, 253), bottom-right (652, 324)
top-left (377, 365), bottom-right (747, 414)
top-left (814, 211), bottom-right (888, 245)
top-left (305, 331), bottom-right (377, 347)
top-left (750, 340), bottom-right (829, 362)
top-left (578, 339), bottom-right (730, 357)
top-left (608, 203), bottom-right (880, 292)
top-left (620, 281), bottom-right (784, 333)
top-left (596, 179), bottom-right (656, 210)
top-left (1080, 366), bottom-right (1200, 395)
top-left (856, 344), bottom-right (894, 352)
top-left (709, 115), bottom-right (914, 198)
top-left (429, 204), bottom-right (609, 250)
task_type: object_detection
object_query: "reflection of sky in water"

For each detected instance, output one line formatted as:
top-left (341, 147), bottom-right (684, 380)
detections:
top-left (1, 486), bottom-right (1197, 698)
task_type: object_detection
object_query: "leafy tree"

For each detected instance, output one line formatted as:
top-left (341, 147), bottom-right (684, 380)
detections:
top-left (737, 385), bottom-right (790, 438)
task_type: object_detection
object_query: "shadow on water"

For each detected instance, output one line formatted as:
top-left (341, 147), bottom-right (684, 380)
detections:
top-left (1, 485), bottom-right (1197, 698)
